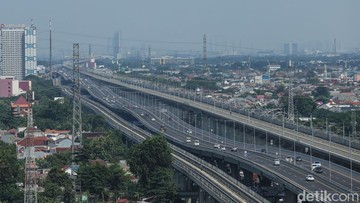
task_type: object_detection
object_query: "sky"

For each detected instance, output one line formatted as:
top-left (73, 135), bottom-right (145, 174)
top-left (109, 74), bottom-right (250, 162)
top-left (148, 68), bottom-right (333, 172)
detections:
top-left (1, 0), bottom-right (360, 58)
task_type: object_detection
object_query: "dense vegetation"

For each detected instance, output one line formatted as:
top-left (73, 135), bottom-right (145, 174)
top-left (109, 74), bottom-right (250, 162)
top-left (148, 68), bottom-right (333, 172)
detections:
top-left (128, 135), bottom-right (177, 202)
top-left (0, 141), bottom-right (23, 202)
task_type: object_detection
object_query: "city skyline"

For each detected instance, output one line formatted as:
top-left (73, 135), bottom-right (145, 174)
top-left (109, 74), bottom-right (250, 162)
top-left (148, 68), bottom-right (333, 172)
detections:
top-left (1, 0), bottom-right (360, 58)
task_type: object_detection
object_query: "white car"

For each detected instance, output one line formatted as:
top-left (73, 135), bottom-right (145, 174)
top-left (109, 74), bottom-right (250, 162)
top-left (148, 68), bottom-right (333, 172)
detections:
top-left (311, 162), bottom-right (321, 170)
top-left (151, 118), bottom-right (156, 121)
top-left (186, 129), bottom-right (192, 134)
top-left (286, 156), bottom-right (293, 163)
top-left (274, 159), bottom-right (280, 166)
top-left (306, 175), bottom-right (315, 181)
top-left (194, 140), bottom-right (200, 146)
top-left (220, 146), bottom-right (226, 151)
top-left (213, 144), bottom-right (220, 148)
top-left (186, 137), bottom-right (191, 143)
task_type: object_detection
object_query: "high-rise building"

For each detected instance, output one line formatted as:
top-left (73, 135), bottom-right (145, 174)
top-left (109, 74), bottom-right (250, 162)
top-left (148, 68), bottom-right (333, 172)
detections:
top-left (284, 43), bottom-right (290, 55)
top-left (291, 43), bottom-right (298, 55)
top-left (25, 26), bottom-right (37, 76)
top-left (0, 24), bottom-right (37, 80)
top-left (113, 31), bottom-right (121, 59)
top-left (284, 42), bottom-right (298, 55)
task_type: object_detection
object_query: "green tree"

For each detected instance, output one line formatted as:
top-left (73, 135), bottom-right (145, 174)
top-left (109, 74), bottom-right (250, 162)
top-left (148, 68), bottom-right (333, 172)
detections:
top-left (312, 86), bottom-right (331, 103)
top-left (128, 135), bottom-right (172, 186)
top-left (294, 96), bottom-right (317, 117)
top-left (145, 168), bottom-right (177, 203)
top-left (0, 141), bottom-right (23, 202)
top-left (39, 168), bottom-right (73, 202)
top-left (128, 135), bottom-right (176, 202)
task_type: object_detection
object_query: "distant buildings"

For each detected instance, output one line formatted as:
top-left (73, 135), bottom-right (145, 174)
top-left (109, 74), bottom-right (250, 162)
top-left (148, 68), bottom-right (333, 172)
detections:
top-left (283, 43), bottom-right (298, 55)
top-left (151, 56), bottom-right (194, 65)
top-left (0, 76), bottom-right (31, 98)
top-left (0, 24), bottom-right (37, 80)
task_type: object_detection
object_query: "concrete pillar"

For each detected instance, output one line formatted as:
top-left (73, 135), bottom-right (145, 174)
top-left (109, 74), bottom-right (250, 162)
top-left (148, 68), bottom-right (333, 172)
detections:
top-left (198, 189), bottom-right (205, 203)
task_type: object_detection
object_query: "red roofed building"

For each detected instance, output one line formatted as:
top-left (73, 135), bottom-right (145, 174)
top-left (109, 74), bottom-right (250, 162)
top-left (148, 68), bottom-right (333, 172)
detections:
top-left (11, 95), bottom-right (31, 117)
top-left (17, 136), bottom-right (50, 147)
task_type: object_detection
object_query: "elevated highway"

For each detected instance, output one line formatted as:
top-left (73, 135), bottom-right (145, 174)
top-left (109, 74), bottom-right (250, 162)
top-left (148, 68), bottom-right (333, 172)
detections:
top-left (61, 86), bottom-right (270, 203)
top-left (70, 75), bottom-right (358, 202)
top-left (79, 68), bottom-right (360, 168)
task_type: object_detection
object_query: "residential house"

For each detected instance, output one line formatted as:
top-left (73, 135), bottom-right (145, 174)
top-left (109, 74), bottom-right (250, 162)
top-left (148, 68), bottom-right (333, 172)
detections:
top-left (11, 95), bottom-right (30, 117)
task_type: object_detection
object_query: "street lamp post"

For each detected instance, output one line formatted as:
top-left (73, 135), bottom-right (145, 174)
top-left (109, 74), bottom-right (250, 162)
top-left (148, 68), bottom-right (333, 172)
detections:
top-left (233, 121), bottom-right (236, 148)
top-left (310, 114), bottom-right (314, 164)
top-left (243, 122), bottom-right (246, 150)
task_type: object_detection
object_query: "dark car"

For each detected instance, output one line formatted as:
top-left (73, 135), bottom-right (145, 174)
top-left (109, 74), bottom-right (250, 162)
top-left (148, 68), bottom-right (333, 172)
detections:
top-left (296, 156), bottom-right (302, 162)
top-left (261, 149), bottom-right (266, 153)
top-left (313, 166), bottom-right (323, 173)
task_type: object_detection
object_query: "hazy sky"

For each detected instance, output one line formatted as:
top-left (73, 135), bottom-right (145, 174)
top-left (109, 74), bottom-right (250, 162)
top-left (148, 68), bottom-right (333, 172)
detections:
top-left (2, 0), bottom-right (360, 57)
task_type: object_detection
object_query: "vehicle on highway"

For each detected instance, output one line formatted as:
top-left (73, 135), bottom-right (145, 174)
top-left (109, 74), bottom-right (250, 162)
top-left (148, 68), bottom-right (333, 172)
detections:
top-left (159, 125), bottom-right (166, 132)
top-left (296, 156), bottom-right (302, 162)
top-left (186, 129), bottom-right (192, 134)
top-left (261, 148), bottom-right (266, 153)
top-left (313, 166), bottom-right (323, 173)
top-left (186, 137), bottom-right (191, 143)
top-left (220, 146), bottom-right (226, 151)
top-left (311, 162), bottom-right (321, 170)
top-left (140, 113), bottom-right (144, 116)
top-left (213, 143), bottom-right (220, 148)
top-left (239, 170), bottom-right (244, 180)
top-left (151, 118), bottom-right (156, 121)
top-left (306, 175), bottom-right (315, 181)
top-left (194, 140), bottom-right (200, 146)
top-left (286, 156), bottom-right (293, 163)
top-left (274, 159), bottom-right (280, 166)
top-left (231, 147), bottom-right (238, 152)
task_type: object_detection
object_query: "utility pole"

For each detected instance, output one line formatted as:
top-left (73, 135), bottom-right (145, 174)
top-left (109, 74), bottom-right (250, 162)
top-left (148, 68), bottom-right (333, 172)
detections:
top-left (24, 91), bottom-right (37, 203)
top-left (72, 43), bottom-right (82, 194)
top-left (203, 34), bottom-right (207, 70)
top-left (287, 60), bottom-right (294, 122)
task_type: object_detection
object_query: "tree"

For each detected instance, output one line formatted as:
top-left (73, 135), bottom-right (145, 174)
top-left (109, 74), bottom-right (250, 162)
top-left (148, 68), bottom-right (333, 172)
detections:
top-left (145, 168), bottom-right (177, 203)
top-left (312, 86), bottom-right (330, 103)
top-left (39, 168), bottom-right (73, 202)
top-left (128, 135), bottom-right (176, 202)
top-left (294, 96), bottom-right (317, 117)
top-left (128, 135), bottom-right (172, 186)
top-left (0, 141), bottom-right (23, 202)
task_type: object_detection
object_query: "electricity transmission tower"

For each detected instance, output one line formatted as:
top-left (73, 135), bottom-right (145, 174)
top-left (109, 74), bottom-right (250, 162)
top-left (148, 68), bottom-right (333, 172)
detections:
top-left (71, 43), bottom-right (82, 193)
top-left (24, 91), bottom-right (37, 203)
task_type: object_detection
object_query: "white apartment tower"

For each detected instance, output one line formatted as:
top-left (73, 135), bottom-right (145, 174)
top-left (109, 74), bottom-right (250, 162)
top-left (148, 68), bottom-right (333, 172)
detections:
top-left (0, 24), bottom-right (37, 80)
